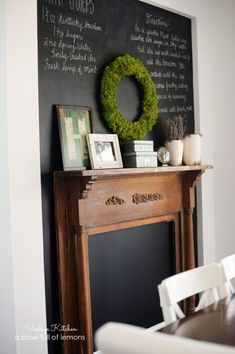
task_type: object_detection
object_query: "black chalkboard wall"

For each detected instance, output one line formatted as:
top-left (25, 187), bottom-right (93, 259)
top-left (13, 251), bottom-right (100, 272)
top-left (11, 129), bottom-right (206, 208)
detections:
top-left (37, 0), bottom-right (194, 352)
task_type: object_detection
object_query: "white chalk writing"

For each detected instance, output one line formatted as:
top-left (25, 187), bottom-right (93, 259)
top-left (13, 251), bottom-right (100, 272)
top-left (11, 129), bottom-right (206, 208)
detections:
top-left (41, 2), bottom-right (101, 76)
top-left (130, 14), bottom-right (193, 117)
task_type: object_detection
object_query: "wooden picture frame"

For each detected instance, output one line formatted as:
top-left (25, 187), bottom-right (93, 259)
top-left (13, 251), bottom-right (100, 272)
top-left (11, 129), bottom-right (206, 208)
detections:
top-left (56, 105), bottom-right (93, 170)
top-left (87, 134), bottom-right (123, 169)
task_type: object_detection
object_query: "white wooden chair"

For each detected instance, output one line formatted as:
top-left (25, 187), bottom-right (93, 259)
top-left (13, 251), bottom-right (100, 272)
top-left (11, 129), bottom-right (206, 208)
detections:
top-left (95, 322), bottom-right (235, 354)
top-left (157, 263), bottom-right (225, 325)
top-left (220, 254), bottom-right (235, 296)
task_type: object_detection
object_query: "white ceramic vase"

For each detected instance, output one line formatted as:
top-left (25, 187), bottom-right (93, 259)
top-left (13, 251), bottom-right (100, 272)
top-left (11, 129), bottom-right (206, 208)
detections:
top-left (183, 134), bottom-right (202, 165)
top-left (165, 140), bottom-right (184, 166)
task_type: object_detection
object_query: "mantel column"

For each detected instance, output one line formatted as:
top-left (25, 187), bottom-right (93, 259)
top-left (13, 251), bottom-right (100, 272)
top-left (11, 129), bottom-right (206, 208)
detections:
top-left (183, 170), bottom-right (204, 313)
top-left (75, 226), bottom-right (93, 354)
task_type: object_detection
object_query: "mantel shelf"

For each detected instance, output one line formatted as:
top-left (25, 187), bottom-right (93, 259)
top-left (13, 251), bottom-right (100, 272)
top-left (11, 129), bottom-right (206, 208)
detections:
top-left (55, 164), bottom-right (213, 178)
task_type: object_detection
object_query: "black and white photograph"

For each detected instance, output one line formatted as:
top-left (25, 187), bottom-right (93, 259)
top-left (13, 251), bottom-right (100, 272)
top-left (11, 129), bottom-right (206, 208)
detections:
top-left (95, 141), bottom-right (115, 162)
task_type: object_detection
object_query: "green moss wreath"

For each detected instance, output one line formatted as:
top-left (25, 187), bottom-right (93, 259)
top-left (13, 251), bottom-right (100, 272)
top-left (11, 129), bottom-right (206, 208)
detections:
top-left (100, 54), bottom-right (158, 140)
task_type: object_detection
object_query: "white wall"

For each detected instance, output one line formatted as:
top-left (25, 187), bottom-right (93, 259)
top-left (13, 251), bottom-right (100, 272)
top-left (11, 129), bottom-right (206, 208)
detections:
top-left (0, 0), bottom-right (48, 353)
top-left (210, 0), bottom-right (235, 260)
top-left (0, 0), bottom-right (16, 353)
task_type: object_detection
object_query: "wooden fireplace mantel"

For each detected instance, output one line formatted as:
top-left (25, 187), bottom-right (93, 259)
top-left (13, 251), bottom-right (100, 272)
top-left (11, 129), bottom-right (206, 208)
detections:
top-left (54, 165), bottom-right (212, 354)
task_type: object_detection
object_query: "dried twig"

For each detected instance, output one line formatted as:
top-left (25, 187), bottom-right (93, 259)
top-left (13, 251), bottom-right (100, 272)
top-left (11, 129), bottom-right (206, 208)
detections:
top-left (166, 116), bottom-right (186, 141)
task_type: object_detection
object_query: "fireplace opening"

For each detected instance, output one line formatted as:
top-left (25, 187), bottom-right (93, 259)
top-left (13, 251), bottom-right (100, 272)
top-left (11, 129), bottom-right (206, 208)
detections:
top-left (88, 221), bottom-right (174, 341)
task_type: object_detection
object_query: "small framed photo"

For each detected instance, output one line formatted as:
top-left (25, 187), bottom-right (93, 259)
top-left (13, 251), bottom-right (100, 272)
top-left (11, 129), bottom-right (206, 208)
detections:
top-left (56, 105), bottom-right (93, 170)
top-left (87, 134), bottom-right (123, 169)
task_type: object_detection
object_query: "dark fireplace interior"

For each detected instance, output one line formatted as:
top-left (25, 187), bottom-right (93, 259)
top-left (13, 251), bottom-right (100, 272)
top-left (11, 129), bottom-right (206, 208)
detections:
top-left (89, 221), bottom-right (174, 340)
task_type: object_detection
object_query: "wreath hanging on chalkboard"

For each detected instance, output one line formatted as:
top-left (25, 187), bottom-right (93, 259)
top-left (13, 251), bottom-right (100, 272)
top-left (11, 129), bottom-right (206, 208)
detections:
top-left (100, 54), bottom-right (158, 140)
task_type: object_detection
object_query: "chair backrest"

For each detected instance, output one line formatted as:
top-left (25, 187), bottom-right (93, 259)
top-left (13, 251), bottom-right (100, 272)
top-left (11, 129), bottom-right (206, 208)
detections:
top-left (95, 322), bottom-right (235, 354)
top-left (220, 254), bottom-right (235, 295)
top-left (158, 263), bottom-right (225, 324)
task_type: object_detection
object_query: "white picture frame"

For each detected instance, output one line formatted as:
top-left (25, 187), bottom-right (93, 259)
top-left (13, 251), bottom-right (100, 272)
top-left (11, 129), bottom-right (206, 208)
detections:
top-left (87, 134), bottom-right (123, 169)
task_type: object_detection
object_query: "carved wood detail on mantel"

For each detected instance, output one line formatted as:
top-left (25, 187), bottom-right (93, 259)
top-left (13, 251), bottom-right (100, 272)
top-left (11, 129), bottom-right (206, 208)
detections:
top-left (54, 165), bottom-right (212, 354)
top-left (105, 196), bottom-right (125, 205)
top-left (80, 175), bottom-right (97, 199)
top-left (131, 192), bottom-right (164, 204)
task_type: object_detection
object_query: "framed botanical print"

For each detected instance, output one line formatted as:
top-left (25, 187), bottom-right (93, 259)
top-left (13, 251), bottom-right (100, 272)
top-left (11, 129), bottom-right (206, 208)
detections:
top-left (57, 105), bottom-right (93, 170)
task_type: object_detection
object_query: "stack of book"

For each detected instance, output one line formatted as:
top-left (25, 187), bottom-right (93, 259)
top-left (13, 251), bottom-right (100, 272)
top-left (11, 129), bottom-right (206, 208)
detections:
top-left (122, 140), bottom-right (158, 168)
